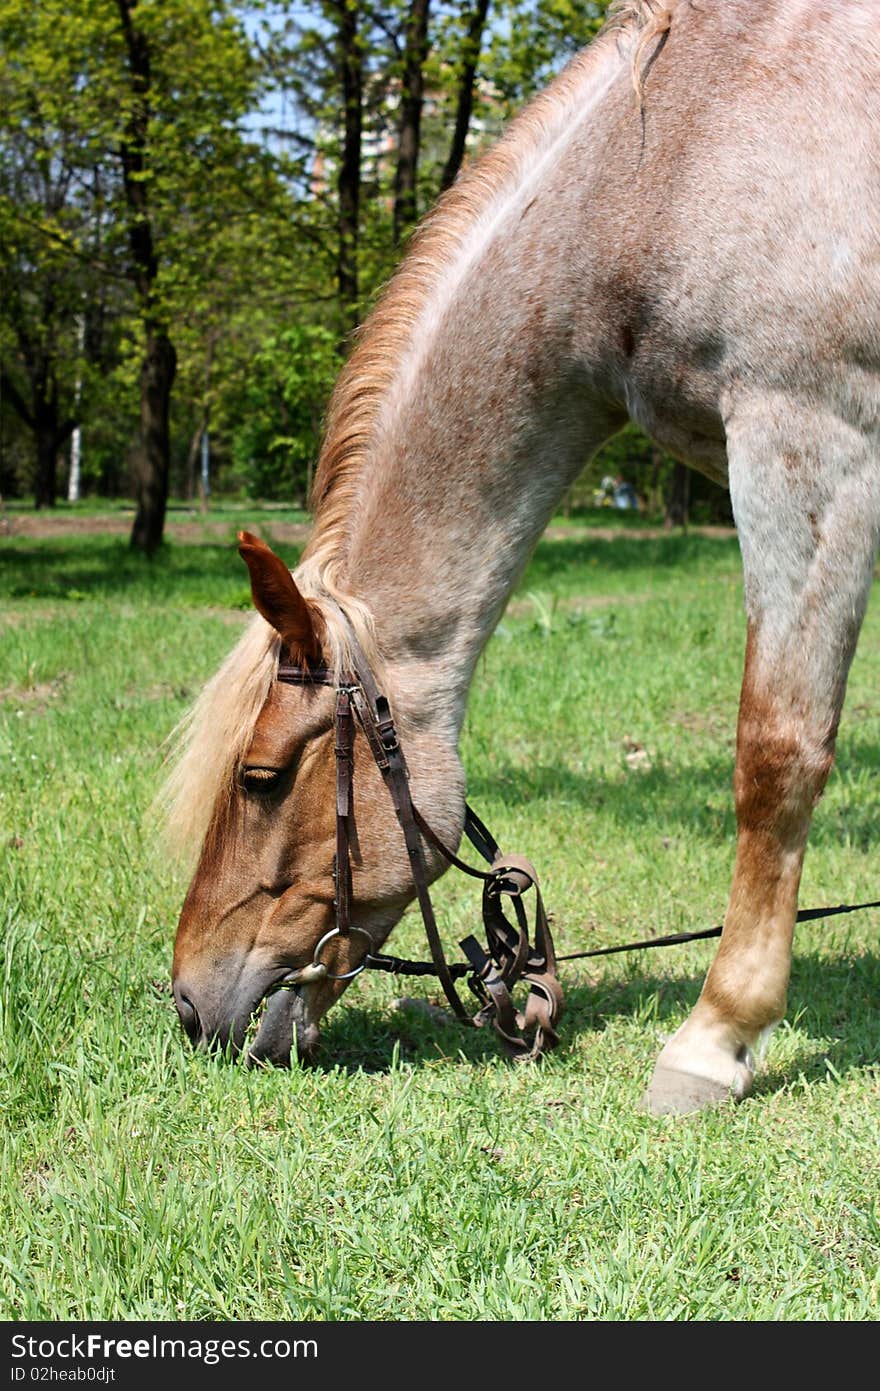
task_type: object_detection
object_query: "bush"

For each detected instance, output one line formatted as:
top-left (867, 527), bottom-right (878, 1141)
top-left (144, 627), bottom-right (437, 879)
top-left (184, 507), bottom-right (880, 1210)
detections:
top-left (228, 324), bottom-right (339, 503)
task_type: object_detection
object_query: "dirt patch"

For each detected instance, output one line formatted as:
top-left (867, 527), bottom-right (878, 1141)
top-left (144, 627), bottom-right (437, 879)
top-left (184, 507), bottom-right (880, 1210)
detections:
top-left (542, 523), bottom-right (737, 542)
top-left (505, 591), bottom-right (652, 618)
top-left (671, 707), bottom-right (734, 741)
top-left (0, 673), bottom-right (71, 711)
top-left (198, 607), bottom-right (253, 626)
top-left (1, 512), bottom-right (314, 546)
top-left (2, 512), bottom-right (137, 540)
top-left (0, 605), bottom-right (69, 629)
top-left (2, 511), bottom-right (735, 545)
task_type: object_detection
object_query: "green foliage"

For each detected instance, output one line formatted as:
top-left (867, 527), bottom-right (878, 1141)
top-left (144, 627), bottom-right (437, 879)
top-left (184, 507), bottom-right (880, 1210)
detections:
top-left (488, 0), bottom-right (609, 109)
top-left (229, 324), bottom-right (339, 501)
top-left (0, 0), bottom-right (272, 499)
top-left (0, 0), bottom-right (731, 524)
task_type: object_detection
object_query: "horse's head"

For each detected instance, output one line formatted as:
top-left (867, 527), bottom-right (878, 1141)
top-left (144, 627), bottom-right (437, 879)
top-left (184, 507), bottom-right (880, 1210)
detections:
top-left (171, 533), bottom-right (464, 1066)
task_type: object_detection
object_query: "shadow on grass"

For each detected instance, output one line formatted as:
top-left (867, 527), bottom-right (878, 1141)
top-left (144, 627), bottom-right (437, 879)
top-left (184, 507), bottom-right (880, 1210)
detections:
top-left (1, 530), bottom-right (741, 603)
top-left (525, 531), bottom-right (741, 583)
top-left (0, 537), bottom-right (305, 603)
top-left (308, 947), bottom-right (880, 1092)
top-left (467, 742), bottom-right (880, 852)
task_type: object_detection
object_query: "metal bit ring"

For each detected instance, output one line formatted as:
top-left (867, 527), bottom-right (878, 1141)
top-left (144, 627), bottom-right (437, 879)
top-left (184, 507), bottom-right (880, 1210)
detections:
top-left (313, 925), bottom-right (374, 980)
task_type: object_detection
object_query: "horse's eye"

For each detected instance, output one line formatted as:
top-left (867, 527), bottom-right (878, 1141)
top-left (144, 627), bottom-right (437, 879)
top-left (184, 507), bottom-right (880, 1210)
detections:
top-left (240, 766), bottom-right (282, 795)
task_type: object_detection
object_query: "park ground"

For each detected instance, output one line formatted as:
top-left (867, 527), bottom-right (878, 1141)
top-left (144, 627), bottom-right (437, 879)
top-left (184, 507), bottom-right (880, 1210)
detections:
top-left (1, 506), bottom-right (878, 1319)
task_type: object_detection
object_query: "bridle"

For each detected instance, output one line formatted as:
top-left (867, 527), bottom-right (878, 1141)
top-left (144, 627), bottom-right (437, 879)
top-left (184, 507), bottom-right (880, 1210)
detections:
top-left (272, 624), bottom-right (563, 1062)
top-left (267, 619), bottom-right (880, 1064)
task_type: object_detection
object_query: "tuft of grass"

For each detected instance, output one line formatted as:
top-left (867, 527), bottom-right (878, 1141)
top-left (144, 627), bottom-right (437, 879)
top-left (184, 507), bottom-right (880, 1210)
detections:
top-left (1, 516), bottom-right (878, 1320)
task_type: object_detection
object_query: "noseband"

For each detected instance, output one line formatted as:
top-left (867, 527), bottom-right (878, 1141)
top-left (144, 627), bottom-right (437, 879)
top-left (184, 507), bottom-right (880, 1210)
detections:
top-left (274, 626), bottom-right (563, 1061)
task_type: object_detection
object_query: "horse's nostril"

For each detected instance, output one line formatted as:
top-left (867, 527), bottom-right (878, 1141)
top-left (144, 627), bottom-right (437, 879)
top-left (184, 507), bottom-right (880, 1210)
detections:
top-left (174, 986), bottom-right (201, 1042)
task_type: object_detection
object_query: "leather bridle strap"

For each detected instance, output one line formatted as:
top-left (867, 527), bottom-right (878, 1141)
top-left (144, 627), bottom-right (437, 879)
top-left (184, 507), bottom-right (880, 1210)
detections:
top-left (411, 807), bottom-right (562, 1058)
top-left (334, 687), bottom-right (355, 936)
top-left (347, 679), bottom-right (473, 1022)
top-left (277, 630), bottom-right (563, 1058)
top-left (338, 629), bottom-right (562, 1053)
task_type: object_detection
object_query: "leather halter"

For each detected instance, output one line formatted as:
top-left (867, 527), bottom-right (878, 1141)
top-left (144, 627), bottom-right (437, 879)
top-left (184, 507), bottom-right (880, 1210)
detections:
top-left (274, 629), bottom-right (563, 1062)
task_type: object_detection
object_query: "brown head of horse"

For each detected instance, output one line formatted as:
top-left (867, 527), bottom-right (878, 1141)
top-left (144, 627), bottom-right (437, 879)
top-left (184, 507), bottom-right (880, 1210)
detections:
top-left (170, 530), bottom-right (468, 1064)
top-left (169, 0), bottom-right (880, 1111)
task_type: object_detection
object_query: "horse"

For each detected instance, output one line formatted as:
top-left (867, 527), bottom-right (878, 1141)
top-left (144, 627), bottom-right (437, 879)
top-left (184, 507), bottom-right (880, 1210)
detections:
top-left (167, 0), bottom-right (880, 1113)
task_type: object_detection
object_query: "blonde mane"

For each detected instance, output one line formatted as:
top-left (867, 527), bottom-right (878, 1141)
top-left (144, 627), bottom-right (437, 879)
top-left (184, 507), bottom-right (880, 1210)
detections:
top-left (608, 1), bottom-right (676, 98)
top-left (297, 3), bottom-right (672, 595)
top-left (160, 615), bottom-right (278, 859)
top-left (163, 2), bottom-right (673, 861)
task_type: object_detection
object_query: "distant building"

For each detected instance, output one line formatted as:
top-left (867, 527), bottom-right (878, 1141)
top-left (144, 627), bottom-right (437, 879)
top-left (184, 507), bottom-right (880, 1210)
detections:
top-left (309, 74), bottom-right (506, 203)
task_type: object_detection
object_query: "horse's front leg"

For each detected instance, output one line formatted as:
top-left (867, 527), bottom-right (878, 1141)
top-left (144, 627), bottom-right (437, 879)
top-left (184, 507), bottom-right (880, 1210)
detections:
top-left (645, 404), bottom-right (880, 1114)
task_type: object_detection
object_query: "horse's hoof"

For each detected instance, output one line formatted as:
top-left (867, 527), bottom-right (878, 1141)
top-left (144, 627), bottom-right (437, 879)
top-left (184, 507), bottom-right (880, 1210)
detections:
top-left (642, 1049), bottom-right (759, 1115)
top-left (642, 1064), bottom-right (737, 1115)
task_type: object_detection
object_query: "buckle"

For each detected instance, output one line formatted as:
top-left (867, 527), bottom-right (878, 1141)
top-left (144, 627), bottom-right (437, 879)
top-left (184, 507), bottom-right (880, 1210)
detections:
top-left (374, 695), bottom-right (399, 753)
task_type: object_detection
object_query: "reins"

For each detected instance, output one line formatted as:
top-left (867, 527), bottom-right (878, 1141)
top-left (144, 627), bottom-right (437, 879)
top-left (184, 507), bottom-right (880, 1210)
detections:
top-left (274, 632), bottom-right (880, 1062)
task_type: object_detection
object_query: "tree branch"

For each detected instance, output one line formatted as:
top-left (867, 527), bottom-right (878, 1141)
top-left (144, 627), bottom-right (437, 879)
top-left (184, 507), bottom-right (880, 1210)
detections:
top-left (440, 0), bottom-right (491, 193)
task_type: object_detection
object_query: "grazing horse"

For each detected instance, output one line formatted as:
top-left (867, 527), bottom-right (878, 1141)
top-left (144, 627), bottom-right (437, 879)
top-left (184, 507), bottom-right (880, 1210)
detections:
top-left (168, 0), bottom-right (880, 1112)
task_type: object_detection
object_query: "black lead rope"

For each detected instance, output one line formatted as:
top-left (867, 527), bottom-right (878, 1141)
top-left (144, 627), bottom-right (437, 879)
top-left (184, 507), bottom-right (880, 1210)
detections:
top-left (361, 895), bottom-right (880, 977)
top-left (555, 896), bottom-right (880, 963)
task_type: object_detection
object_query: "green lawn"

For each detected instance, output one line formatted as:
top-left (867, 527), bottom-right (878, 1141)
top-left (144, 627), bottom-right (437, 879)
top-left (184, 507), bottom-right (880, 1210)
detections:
top-left (1, 514), bottom-right (878, 1320)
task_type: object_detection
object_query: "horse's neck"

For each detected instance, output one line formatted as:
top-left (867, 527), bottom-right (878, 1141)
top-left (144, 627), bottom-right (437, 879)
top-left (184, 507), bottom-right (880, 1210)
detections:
top-left (343, 391), bottom-right (617, 740)
top-left (322, 39), bottom-right (627, 742)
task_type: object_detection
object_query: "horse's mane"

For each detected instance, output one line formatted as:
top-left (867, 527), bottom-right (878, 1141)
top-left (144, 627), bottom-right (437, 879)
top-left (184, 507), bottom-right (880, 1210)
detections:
top-left (160, 615), bottom-right (278, 859)
top-left (297, 1), bottom-right (674, 595)
top-left (608, 1), bottom-right (676, 97)
top-left (163, 0), bottom-right (674, 861)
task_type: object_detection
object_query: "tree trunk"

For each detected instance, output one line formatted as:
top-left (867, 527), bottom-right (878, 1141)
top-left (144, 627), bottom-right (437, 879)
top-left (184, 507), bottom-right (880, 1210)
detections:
top-left (1, 367), bottom-right (73, 509)
top-left (67, 313), bottom-right (86, 502)
top-left (393, 0), bottom-right (431, 244)
top-left (68, 426), bottom-right (82, 502)
top-left (649, 445), bottom-right (664, 515)
top-left (130, 330), bottom-right (176, 553)
top-left (117, 0), bottom-right (176, 554)
top-left (34, 419), bottom-right (58, 509)
top-left (440, 0), bottom-right (491, 193)
top-left (198, 423), bottom-right (210, 514)
top-left (665, 461), bottom-right (691, 530)
top-left (184, 419), bottom-right (204, 502)
top-left (337, 0), bottom-right (363, 340)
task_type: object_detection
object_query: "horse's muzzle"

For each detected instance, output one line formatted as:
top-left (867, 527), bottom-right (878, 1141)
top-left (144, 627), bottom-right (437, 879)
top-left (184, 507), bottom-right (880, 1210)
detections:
top-left (246, 983), bottom-right (320, 1066)
top-left (172, 964), bottom-right (319, 1065)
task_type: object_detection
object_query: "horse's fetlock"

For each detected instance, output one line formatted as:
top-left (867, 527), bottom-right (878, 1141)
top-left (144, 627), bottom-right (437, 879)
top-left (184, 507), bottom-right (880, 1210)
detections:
top-left (702, 970), bottom-right (786, 1038)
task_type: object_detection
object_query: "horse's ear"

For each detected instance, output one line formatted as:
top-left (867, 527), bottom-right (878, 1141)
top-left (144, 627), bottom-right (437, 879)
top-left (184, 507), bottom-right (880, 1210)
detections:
top-left (237, 531), bottom-right (322, 661)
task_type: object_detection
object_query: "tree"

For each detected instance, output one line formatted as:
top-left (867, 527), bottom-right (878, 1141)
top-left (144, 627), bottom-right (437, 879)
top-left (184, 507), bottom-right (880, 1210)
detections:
top-left (113, 0), bottom-right (177, 553)
top-left (258, 2), bottom-right (506, 334)
top-left (0, 0), bottom-right (263, 543)
top-left (393, 0), bottom-right (431, 242)
top-left (438, 0), bottom-right (491, 192)
top-left (0, 2), bottom-right (117, 505)
top-left (486, 1), bottom-right (608, 112)
top-left (0, 245), bottom-right (81, 508)
top-left (108, 0), bottom-right (261, 551)
top-left (8, 0), bottom-right (719, 524)
top-left (229, 324), bottom-right (339, 503)
top-left (664, 461), bottom-right (691, 529)
top-left (335, 0), bottom-right (364, 336)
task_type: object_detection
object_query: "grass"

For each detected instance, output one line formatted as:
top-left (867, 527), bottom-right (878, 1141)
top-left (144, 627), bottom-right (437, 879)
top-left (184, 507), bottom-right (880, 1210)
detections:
top-left (1, 511), bottom-right (878, 1320)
